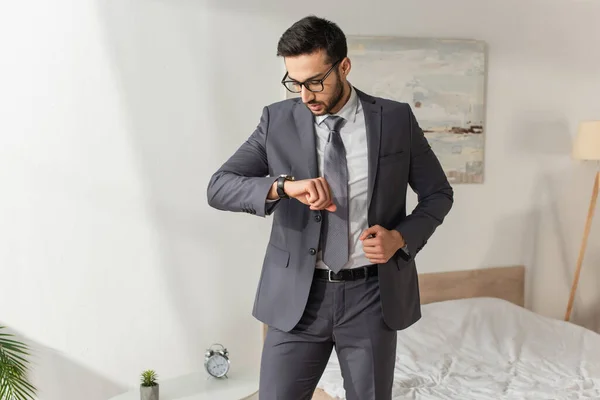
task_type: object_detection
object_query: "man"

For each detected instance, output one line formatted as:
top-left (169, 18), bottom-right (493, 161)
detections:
top-left (206, 15), bottom-right (453, 400)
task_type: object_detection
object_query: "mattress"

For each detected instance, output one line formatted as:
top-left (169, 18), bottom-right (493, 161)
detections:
top-left (316, 297), bottom-right (600, 399)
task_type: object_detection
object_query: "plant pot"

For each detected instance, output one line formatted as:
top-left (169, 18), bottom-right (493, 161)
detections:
top-left (140, 384), bottom-right (159, 400)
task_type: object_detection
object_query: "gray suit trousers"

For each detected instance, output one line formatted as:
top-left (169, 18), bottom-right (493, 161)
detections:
top-left (259, 271), bottom-right (397, 400)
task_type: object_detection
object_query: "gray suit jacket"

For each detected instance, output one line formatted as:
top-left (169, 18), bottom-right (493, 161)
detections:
top-left (207, 88), bottom-right (453, 332)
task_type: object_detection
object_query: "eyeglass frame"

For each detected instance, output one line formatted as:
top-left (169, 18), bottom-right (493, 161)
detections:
top-left (281, 59), bottom-right (342, 93)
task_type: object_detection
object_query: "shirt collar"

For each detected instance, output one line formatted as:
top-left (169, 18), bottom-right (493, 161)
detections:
top-left (316, 84), bottom-right (359, 126)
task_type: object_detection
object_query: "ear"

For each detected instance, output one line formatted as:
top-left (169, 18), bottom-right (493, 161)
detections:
top-left (340, 57), bottom-right (351, 76)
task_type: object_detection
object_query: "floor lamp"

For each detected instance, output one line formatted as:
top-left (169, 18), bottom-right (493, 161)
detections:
top-left (565, 121), bottom-right (600, 321)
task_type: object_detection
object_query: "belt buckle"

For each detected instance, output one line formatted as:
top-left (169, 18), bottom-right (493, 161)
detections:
top-left (328, 270), bottom-right (344, 283)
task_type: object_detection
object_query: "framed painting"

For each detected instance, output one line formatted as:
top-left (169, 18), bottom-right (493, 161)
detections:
top-left (346, 36), bottom-right (487, 184)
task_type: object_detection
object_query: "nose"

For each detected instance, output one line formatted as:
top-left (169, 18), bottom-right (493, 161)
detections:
top-left (301, 86), bottom-right (314, 104)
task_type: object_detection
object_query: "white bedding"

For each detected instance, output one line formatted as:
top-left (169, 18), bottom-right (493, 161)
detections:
top-left (317, 297), bottom-right (600, 399)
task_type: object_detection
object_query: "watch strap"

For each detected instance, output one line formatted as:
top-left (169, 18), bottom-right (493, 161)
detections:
top-left (276, 175), bottom-right (293, 199)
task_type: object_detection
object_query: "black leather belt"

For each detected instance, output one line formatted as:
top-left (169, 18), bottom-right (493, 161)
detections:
top-left (313, 265), bottom-right (378, 282)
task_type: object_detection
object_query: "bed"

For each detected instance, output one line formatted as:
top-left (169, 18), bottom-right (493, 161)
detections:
top-left (305, 265), bottom-right (600, 399)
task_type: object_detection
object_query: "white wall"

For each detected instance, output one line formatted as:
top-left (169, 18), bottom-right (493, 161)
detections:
top-left (1, 0), bottom-right (599, 398)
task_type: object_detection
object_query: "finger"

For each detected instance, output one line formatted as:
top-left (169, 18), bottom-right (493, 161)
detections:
top-left (360, 227), bottom-right (376, 241)
top-left (363, 247), bottom-right (382, 257)
top-left (363, 240), bottom-right (380, 252)
top-left (313, 201), bottom-right (337, 211)
top-left (311, 179), bottom-right (328, 208)
top-left (372, 225), bottom-right (387, 239)
top-left (316, 177), bottom-right (335, 210)
top-left (319, 177), bottom-right (332, 205)
top-left (305, 181), bottom-right (318, 203)
top-left (362, 237), bottom-right (381, 246)
top-left (361, 229), bottom-right (383, 242)
top-left (310, 178), bottom-right (333, 210)
top-left (370, 225), bottom-right (383, 234)
top-left (365, 251), bottom-right (386, 260)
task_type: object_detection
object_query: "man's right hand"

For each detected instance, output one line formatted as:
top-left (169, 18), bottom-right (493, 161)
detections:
top-left (269, 177), bottom-right (337, 212)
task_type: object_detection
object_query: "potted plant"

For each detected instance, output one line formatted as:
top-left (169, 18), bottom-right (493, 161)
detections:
top-left (0, 326), bottom-right (37, 400)
top-left (140, 369), bottom-right (159, 400)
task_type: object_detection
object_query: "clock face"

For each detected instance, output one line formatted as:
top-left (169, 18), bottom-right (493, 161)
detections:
top-left (206, 354), bottom-right (229, 378)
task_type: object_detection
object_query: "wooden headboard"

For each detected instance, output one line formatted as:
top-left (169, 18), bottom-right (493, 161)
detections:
top-left (418, 265), bottom-right (525, 307)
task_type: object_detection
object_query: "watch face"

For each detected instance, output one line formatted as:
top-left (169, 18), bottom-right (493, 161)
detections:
top-left (206, 354), bottom-right (229, 378)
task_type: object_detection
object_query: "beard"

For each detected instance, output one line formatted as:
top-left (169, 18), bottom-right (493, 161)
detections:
top-left (306, 76), bottom-right (345, 116)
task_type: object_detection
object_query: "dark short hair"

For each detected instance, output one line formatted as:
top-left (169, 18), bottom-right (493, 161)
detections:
top-left (276, 15), bottom-right (347, 64)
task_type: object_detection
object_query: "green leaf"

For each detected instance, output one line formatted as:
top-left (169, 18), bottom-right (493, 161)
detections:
top-left (0, 327), bottom-right (37, 400)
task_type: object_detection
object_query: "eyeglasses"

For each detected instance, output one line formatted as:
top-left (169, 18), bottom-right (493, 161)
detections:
top-left (281, 59), bottom-right (341, 93)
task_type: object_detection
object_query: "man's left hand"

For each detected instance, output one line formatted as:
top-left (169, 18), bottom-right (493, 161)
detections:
top-left (359, 225), bottom-right (405, 264)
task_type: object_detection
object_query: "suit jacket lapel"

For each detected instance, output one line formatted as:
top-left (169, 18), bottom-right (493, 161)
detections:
top-left (292, 90), bottom-right (381, 213)
top-left (356, 89), bottom-right (382, 213)
top-left (293, 101), bottom-right (318, 179)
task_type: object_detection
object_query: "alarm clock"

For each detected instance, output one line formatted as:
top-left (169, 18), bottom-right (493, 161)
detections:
top-left (204, 343), bottom-right (230, 378)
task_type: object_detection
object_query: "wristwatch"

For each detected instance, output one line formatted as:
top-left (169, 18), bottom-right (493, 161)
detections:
top-left (276, 175), bottom-right (295, 199)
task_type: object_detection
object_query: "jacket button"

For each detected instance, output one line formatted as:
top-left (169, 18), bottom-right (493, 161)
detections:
top-left (315, 214), bottom-right (322, 222)
top-left (309, 248), bottom-right (316, 255)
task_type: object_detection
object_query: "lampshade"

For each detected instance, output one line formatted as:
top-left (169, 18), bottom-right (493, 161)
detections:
top-left (572, 121), bottom-right (600, 160)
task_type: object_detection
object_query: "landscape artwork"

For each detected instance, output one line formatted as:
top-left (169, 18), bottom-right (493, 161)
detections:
top-left (286, 36), bottom-right (487, 184)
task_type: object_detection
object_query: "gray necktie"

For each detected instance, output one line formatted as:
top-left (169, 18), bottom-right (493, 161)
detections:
top-left (321, 115), bottom-right (349, 273)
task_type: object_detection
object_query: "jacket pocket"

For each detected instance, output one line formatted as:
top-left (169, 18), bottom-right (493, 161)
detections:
top-left (264, 243), bottom-right (290, 268)
top-left (379, 150), bottom-right (406, 166)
